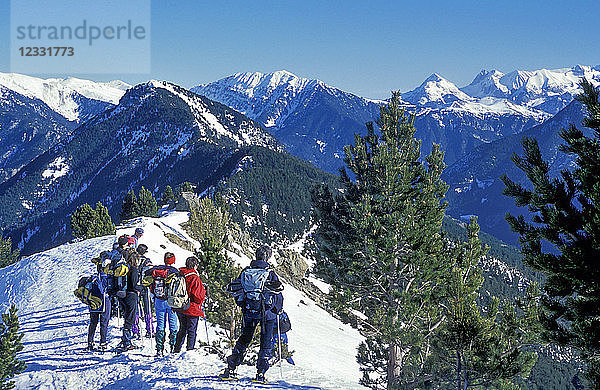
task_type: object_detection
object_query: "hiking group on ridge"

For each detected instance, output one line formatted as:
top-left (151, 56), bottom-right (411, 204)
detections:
top-left (75, 228), bottom-right (288, 383)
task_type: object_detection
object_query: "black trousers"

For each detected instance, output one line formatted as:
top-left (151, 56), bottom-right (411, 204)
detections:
top-left (174, 312), bottom-right (199, 352)
top-left (227, 315), bottom-right (275, 374)
top-left (88, 296), bottom-right (111, 345)
top-left (119, 292), bottom-right (138, 346)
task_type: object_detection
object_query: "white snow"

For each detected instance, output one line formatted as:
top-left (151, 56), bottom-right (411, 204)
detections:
top-left (0, 212), bottom-right (365, 389)
top-left (0, 72), bottom-right (130, 121)
top-left (41, 157), bottom-right (70, 182)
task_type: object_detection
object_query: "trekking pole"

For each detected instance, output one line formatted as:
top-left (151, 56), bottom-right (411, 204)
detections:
top-left (202, 304), bottom-right (210, 346)
top-left (277, 313), bottom-right (283, 379)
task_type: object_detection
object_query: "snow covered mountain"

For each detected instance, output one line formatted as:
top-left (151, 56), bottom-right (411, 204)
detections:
top-left (0, 86), bottom-right (73, 182)
top-left (193, 71), bottom-right (382, 173)
top-left (461, 65), bottom-right (600, 114)
top-left (0, 72), bottom-right (129, 122)
top-left (194, 70), bottom-right (550, 171)
top-left (443, 99), bottom-right (587, 244)
top-left (0, 81), bottom-right (281, 255)
top-left (0, 212), bottom-right (365, 389)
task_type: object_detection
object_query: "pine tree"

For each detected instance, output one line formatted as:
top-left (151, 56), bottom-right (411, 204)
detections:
top-left (120, 190), bottom-right (138, 222)
top-left (93, 202), bottom-right (116, 237)
top-left (70, 202), bottom-right (115, 240)
top-left (312, 92), bottom-right (450, 389)
top-left (0, 306), bottom-right (26, 390)
top-left (186, 197), bottom-right (241, 345)
top-left (428, 218), bottom-right (538, 389)
top-left (0, 236), bottom-right (19, 269)
top-left (502, 79), bottom-right (600, 387)
top-left (162, 185), bottom-right (175, 207)
top-left (70, 203), bottom-right (97, 239)
top-left (136, 187), bottom-right (158, 217)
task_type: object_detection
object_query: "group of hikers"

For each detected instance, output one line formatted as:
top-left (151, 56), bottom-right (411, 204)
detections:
top-left (75, 227), bottom-right (287, 382)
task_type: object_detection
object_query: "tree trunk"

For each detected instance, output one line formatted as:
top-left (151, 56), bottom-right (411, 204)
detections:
top-left (387, 342), bottom-right (402, 390)
top-left (457, 351), bottom-right (461, 390)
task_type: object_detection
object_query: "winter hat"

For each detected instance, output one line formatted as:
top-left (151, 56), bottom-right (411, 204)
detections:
top-left (135, 227), bottom-right (144, 235)
top-left (256, 245), bottom-right (272, 262)
top-left (164, 252), bottom-right (176, 265)
top-left (137, 244), bottom-right (148, 255)
top-left (117, 235), bottom-right (129, 246)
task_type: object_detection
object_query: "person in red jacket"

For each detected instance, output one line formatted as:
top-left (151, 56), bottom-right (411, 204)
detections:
top-left (173, 256), bottom-right (206, 352)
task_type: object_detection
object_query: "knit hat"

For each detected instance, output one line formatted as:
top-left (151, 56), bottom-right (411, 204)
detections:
top-left (135, 227), bottom-right (144, 235)
top-left (164, 252), bottom-right (175, 265)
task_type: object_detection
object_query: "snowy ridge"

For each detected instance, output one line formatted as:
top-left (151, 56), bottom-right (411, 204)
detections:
top-left (0, 72), bottom-right (129, 121)
top-left (192, 70), bottom-right (319, 129)
top-left (151, 80), bottom-right (277, 148)
top-left (0, 212), bottom-right (364, 389)
top-left (461, 65), bottom-right (600, 114)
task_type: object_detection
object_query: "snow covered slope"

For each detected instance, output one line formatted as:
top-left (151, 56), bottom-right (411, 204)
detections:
top-left (0, 212), bottom-right (364, 389)
top-left (0, 72), bottom-right (130, 122)
top-left (461, 65), bottom-right (600, 114)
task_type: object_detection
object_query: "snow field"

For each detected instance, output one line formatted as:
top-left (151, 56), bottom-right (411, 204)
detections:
top-left (0, 212), bottom-right (364, 389)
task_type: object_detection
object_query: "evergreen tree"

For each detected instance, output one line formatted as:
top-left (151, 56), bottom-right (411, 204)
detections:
top-left (0, 305), bottom-right (26, 390)
top-left (502, 79), bottom-right (600, 387)
top-left (70, 203), bottom-right (97, 239)
top-left (93, 202), bottom-right (116, 237)
top-left (177, 181), bottom-right (195, 197)
top-left (186, 197), bottom-right (241, 345)
top-left (70, 202), bottom-right (116, 240)
top-left (162, 185), bottom-right (175, 206)
top-left (0, 236), bottom-right (20, 269)
top-left (120, 190), bottom-right (138, 222)
top-left (429, 218), bottom-right (538, 389)
top-left (312, 92), bottom-right (450, 389)
top-left (136, 187), bottom-right (158, 217)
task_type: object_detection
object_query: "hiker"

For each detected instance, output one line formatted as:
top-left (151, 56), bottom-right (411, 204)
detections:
top-left (144, 252), bottom-right (179, 356)
top-left (129, 227), bottom-right (144, 249)
top-left (173, 256), bottom-right (206, 352)
top-left (115, 236), bottom-right (142, 351)
top-left (220, 245), bottom-right (284, 383)
top-left (137, 244), bottom-right (155, 338)
top-left (83, 251), bottom-right (112, 351)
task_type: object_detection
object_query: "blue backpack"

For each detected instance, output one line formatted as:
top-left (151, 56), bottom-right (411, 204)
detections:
top-left (228, 267), bottom-right (275, 317)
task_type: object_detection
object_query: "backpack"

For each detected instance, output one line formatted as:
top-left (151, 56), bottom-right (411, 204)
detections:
top-left (276, 310), bottom-right (292, 334)
top-left (74, 275), bottom-right (105, 312)
top-left (229, 267), bottom-right (274, 317)
top-left (152, 268), bottom-right (169, 300)
top-left (167, 271), bottom-right (198, 311)
top-left (109, 253), bottom-right (129, 298)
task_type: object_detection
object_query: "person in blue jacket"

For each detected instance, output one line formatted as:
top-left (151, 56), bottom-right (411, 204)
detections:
top-left (87, 251), bottom-right (112, 352)
top-left (220, 245), bottom-right (283, 383)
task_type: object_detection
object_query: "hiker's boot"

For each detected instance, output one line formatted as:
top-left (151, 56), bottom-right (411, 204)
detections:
top-left (86, 342), bottom-right (96, 351)
top-left (254, 372), bottom-right (266, 383)
top-left (219, 367), bottom-right (237, 381)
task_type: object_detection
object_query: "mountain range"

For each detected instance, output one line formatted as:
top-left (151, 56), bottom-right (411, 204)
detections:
top-left (1, 65), bottom-right (599, 252)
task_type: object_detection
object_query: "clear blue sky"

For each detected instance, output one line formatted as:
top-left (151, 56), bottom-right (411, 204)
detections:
top-left (1, 0), bottom-right (599, 98)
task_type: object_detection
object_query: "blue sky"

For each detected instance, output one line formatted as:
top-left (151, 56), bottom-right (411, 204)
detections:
top-left (1, 0), bottom-right (599, 98)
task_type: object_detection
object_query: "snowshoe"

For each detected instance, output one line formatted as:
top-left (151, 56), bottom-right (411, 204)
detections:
top-left (251, 372), bottom-right (267, 384)
top-left (155, 350), bottom-right (165, 358)
top-left (86, 342), bottom-right (96, 352)
top-left (114, 343), bottom-right (138, 353)
top-left (218, 368), bottom-right (238, 381)
top-left (98, 343), bottom-right (108, 352)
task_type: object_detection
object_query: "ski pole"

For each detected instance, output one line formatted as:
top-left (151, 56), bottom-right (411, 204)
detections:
top-left (277, 313), bottom-right (283, 379)
top-left (203, 304), bottom-right (210, 346)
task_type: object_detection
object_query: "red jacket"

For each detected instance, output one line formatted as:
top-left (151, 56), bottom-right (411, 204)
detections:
top-left (179, 267), bottom-right (206, 317)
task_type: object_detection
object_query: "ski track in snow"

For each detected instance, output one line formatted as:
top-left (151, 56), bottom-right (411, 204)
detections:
top-left (0, 212), bottom-right (364, 390)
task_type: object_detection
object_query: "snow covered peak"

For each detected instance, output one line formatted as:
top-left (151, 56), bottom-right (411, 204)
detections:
top-left (402, 73), bottom-right (471, 106)
top-left (461, 69), bottom-right (508, 98)
top-left (0, 72), bottom-right (130, 121)
top-left (460, 65), bottom-right (600, 114)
